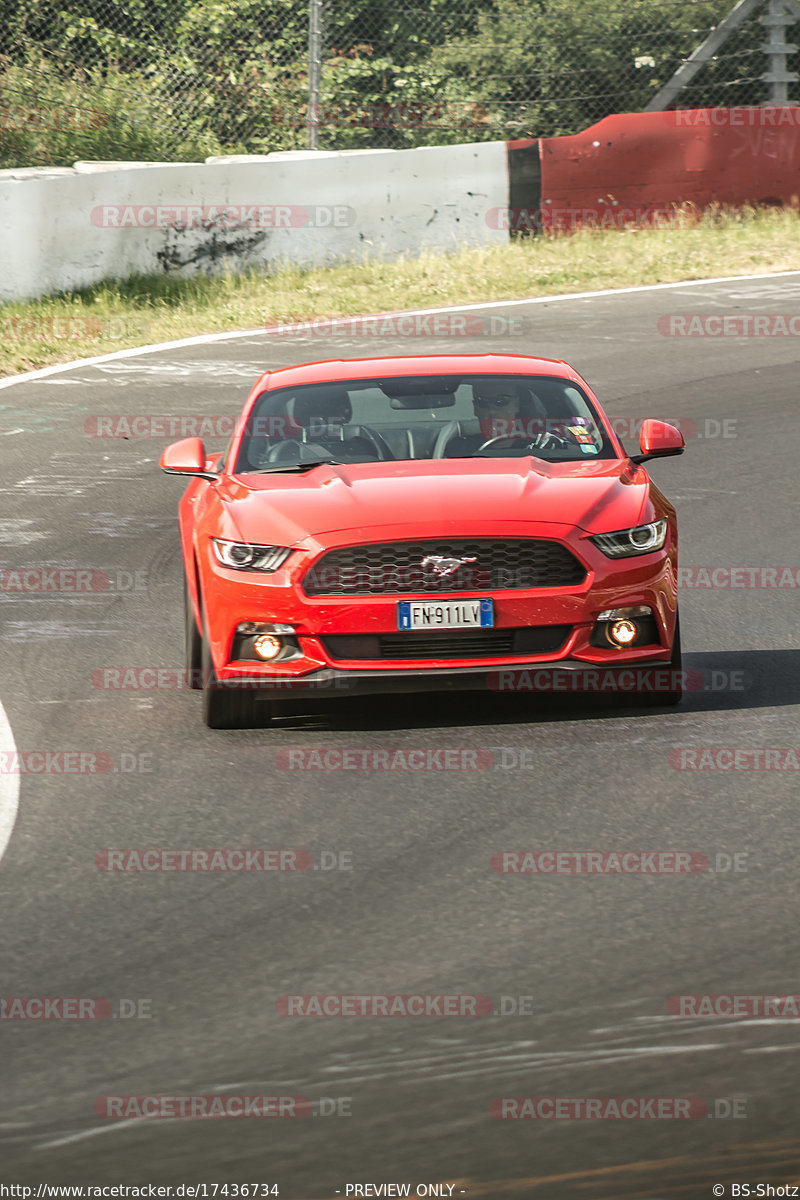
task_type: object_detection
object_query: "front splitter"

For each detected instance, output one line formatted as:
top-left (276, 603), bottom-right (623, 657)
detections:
top-left (214, 657), bottom-right (678, 700)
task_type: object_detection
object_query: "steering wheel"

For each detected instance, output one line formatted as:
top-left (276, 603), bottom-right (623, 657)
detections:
top-left (474, 431), bottom-right (575, 454)
top-left (434, 422), bottom-right (582, 459)
top-left (356, 425), bottom-right (395, 461)
top-left (264, 431), bottom-right (391, 464)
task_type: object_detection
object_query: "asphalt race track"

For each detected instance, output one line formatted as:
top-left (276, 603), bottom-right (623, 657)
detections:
top-left (1, 273), bottom-right (799, 1197)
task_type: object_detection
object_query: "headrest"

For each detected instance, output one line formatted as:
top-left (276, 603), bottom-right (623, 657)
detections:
top-left (522, 388), bottom-right (547, 420)
top-left (290, 387), bottom-right (352, 427)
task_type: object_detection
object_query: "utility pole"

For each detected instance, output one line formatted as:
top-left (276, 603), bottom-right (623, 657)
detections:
top-left (307, 0), bottom-right (323, 150)
top-left (760, 0), bottom-right (800, 103)
top-left (646, 0), bottom-right (764, 111)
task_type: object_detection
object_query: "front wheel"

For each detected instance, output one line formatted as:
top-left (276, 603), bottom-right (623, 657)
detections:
top-left (201, 632), bottom-right (272, 729)
top-left (184, 571), bottom-right (203, 690)
top-left (639, 611), bottom-right (682, 706)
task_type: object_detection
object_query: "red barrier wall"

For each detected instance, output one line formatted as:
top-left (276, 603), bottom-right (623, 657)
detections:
top-left (537, 108), bottom-right (800, 230)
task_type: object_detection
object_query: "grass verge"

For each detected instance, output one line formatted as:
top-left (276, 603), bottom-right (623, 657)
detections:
top-left (1, 206), bottom-right (799, 379)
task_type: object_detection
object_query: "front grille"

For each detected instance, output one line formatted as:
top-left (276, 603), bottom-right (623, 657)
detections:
top-left (322, 626), bottom-right (572, 661)
top-left (303, 539), bottom-right (586, 596)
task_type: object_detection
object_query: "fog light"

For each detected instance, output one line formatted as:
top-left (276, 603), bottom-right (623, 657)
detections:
top-left (598, 605), bottom-right (652, 622)
top-left (609, 618), bottom-right (638, 646)
top-left (236, 621), bottom-right (295, 635)
top-left (253, 633), bottom-right (283, 660)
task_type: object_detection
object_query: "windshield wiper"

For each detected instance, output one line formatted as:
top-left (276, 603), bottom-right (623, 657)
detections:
top-left (250, 458), bottom-right (345, 474)
top-left (464, 448), bottom-right (547, 459)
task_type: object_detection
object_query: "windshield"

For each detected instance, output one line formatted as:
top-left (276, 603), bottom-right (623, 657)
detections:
top-left (233, 374), bottom-right (616, 472)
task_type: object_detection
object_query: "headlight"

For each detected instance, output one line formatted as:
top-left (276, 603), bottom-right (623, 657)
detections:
top-left (211, 539), bottom-right (292, 571)
top-left (590, 519), bottom-right (668, 558)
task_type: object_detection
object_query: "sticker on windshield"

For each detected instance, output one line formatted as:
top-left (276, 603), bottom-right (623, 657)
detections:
top-left (569, 425), bottom-right (597, 445)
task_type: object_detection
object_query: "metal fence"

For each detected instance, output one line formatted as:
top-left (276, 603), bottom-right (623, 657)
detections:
top-left (0, 0), bottom-right (796, 168)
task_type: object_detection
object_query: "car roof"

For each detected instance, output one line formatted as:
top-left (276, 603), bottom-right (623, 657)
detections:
top-left (253, 353), bottom-right (576, 391)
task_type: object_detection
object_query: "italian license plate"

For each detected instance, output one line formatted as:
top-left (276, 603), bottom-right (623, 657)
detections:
top-left (397, 598), bottom-right (494, 630)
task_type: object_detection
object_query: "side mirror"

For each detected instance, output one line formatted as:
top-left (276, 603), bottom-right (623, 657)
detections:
top-left (160, 437), bottom-right (219, 481)
top-left (629, 419), bottom-right (685, 464)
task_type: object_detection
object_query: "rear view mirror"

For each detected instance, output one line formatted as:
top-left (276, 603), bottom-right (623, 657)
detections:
top-left (629, 420), bottom-right (685, 464)
top-left (380, 377), bottom-right (460, 407)
top-left (389, 394), bottom-right (457, 409)
top-left (160, 437), bottom-right (219, 480)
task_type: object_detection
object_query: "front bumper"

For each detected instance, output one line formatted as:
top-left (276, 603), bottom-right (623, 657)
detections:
top-left (197, 520), bottom-right (679, 685)
top-left (208, 657), bottom-right (681, 700)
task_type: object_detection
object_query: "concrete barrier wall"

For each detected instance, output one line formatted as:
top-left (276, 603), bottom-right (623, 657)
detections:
top-left (0, 141), bottom-right (510, 303)
top-left (3, 109), bottom-right (796, 303)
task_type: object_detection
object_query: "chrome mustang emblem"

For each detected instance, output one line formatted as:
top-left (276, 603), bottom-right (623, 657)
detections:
top-left (421, 554), bottom-right (477, 579)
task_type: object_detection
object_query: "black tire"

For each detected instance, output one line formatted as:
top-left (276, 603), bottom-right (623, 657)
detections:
top-left (201, 633), bottom-right (270, 729)
top-left (184, 570), bottom-right (203, 690)
top-left (640, 610), bottom-right (683, 706)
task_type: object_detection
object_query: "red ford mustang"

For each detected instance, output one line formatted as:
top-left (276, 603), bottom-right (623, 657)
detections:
top-left (160, 353), bottom-right (685, 728)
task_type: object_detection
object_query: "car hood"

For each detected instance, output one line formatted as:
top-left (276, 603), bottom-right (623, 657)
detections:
top-left (220, 458), bottom-right (651, 545)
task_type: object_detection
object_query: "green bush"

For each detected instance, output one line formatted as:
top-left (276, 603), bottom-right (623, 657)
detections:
top-left (0, 50), bottom-right (223, 166)
top-left (0, 0), bottom-right (775, 167)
